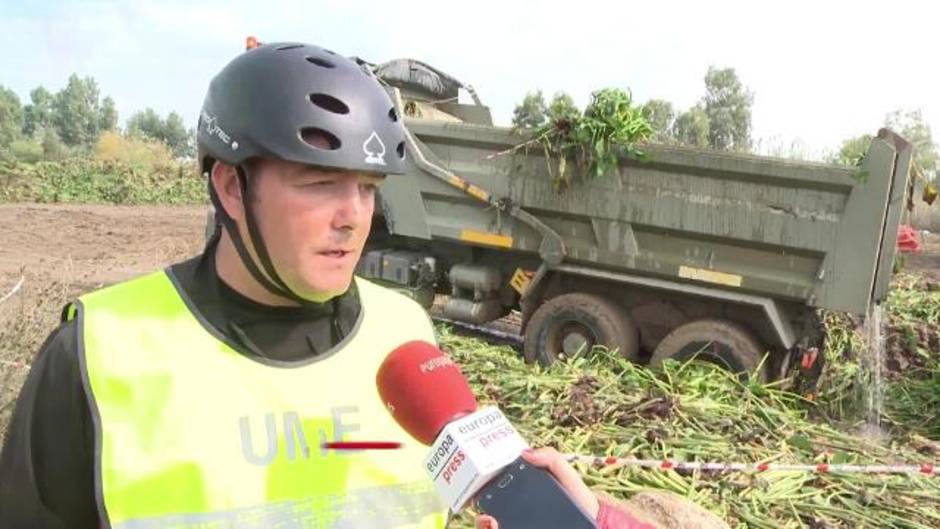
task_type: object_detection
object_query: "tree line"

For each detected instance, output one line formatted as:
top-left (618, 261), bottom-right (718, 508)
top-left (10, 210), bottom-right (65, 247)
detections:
top-left (512, 66), bottom-right (937, 179)
top-left (0, 74), bottom-right (194, 161)
top-left (1, 68), bottom-right (935, 180)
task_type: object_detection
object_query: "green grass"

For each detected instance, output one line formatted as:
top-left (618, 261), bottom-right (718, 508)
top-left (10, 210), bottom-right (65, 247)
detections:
top-left (442, 272), bottom-right (940, 528)
top-left (441, 328), bottom-right (940, 528)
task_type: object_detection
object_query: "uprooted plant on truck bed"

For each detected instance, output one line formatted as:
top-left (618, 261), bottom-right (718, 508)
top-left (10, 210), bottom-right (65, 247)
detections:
top-left (504, 88), bottom-right (654, 191)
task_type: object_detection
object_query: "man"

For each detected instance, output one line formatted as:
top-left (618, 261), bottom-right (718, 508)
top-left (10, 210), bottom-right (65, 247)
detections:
top-left (0, 42), bottom-right (447, 528)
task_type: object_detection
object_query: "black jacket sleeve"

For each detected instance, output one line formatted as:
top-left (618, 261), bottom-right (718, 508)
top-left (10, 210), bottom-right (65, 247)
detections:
top-left (0, 321), bottom-right (98, 529)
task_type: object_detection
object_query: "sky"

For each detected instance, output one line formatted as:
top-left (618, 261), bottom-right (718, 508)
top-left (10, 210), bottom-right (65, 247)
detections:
top-left (2, 0), bottom-right (937, 159)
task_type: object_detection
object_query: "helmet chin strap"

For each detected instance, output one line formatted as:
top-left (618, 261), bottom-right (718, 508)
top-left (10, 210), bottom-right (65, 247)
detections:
top-left (207, 164), bottom-right (336, 307)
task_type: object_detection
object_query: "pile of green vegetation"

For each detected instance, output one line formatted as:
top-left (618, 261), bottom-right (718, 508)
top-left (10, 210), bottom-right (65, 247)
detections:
top-left (815, 273), bottom-right (940, 437)
top-left (537, 88), bottom-right (652, 189)
top-left (442, 272), bottom-right (940, 528)
top-left (0, 132), bottom-right (205, 205)
top-left (509, 88), bottom-right (653, 190)
top-left (0, 158), bottom-right (204, 205)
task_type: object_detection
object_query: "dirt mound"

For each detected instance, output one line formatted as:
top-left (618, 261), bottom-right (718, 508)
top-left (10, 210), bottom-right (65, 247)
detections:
top-left (0, 203), bottom-right (206, 289)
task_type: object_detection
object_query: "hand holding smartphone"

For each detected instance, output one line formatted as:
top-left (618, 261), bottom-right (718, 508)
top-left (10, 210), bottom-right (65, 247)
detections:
top-left (476, 455), bottom-right (598, 529)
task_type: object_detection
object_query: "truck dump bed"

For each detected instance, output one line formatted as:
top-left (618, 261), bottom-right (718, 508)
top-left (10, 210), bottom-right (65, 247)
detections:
top-left (383, 119), bottom-right (912, 317)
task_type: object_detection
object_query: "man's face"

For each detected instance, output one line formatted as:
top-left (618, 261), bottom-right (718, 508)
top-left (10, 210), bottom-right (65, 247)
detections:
top-left (248, 158), bottom-right (383, 302)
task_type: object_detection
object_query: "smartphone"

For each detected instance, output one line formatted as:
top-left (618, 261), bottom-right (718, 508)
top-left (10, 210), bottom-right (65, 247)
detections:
top-left (476, 456), bottom-right (598, 529)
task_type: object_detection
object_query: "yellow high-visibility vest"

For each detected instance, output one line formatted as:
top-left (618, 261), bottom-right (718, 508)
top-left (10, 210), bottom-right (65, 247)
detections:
top-left (69, 270), bottom-right (447, 528)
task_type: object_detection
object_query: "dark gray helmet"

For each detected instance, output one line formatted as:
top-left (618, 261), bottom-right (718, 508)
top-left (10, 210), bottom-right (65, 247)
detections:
top-left (197, 42), bottom-right (406, 175)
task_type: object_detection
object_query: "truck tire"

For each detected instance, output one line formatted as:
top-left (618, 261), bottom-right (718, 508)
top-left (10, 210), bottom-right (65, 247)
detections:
top-left (649, 319), bottom-right (767, 382)
top-left (524, 293), bottom-right (639, 366)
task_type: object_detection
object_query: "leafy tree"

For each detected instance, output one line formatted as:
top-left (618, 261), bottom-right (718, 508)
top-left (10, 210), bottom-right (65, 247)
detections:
top-left (162, 111), bottom-right (193, 158)
top-left (0, 85), bottom-right (23, 148)
top-left (127, 108), bottom-right (194, 158)
top-left (546, 92), bottom-right (579, 124)
top-left (52, 74), bottom-right (103, 146)
top-left (512, 90), bottom-right (547, 129)
top-left (672, 105), bottom-right (710, 148)
top-left (885, 109), bottom-right (937, 179)
top-left (703, 67), bottom-right (753, 151)
top-left (641, 99), bottom-right (675, 143)
top-left (829, 110), bottom-right (938, 179)
top-left (638, 67), bottom-right (752, 150)
top-left (828, 134), bottom-right (873, 166)
top-left (41, 127), bottom-right (68, 160)
top-left (98, 96), bottom-right (118, 133)
top-left (127, 108), bottom-right (163, 139)
top-left (22, 86), bottom-right (53, 138)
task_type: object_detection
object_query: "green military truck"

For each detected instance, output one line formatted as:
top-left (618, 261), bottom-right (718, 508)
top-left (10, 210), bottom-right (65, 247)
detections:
top-left (353, 59), bottom-right (913, 382)
top-left (205, 54), bottom-right (913, 382)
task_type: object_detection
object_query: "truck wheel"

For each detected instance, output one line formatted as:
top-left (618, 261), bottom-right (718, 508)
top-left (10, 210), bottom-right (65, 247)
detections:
top-left (649, 319), bottom-right (767, 382)
top-left (524, 293), bottom-right (639, 366)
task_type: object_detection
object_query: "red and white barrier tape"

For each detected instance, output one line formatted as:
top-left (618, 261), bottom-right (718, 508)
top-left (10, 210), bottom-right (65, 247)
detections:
top-left (564, 454), bottom-right (937, 476)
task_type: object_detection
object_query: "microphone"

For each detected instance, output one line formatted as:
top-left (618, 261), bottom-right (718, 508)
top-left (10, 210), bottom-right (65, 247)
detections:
top-left (376, 341), bottom-right (597, 528)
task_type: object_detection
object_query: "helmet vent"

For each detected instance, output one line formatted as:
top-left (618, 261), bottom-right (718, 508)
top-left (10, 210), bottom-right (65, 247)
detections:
top-left (388, 107), bottom-right (399, 122)
top-left (301, 127), bottom-right (342, 151)
top-left (306, 56), bottom-right (336, 69)
top-left (310, 93), bottom-right (350, 115)
top-left (323, 49), bottom-right (337, 55)
top-left (397, 141), bottom-right (406, 159)
top-left (276, 44), bottom-right (303, 51)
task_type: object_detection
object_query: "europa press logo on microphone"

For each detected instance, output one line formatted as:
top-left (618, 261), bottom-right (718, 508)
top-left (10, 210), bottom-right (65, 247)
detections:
top-left (425, 433), bottom-right (468, 485)
top-left (441, 450), bottom-right (467, 485)
top-left (456, 408), bottom-right (502, 435)
top-left (419, 355), bottom-right (455, 373)
top-left (426, 433), bottom-right (457, 474)
top-left (423, 406), bottom-right (530, 511)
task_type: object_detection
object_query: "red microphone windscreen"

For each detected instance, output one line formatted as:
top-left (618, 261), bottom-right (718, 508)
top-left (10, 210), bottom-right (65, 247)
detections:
top-left (377, 340), bottom-right (478, 445)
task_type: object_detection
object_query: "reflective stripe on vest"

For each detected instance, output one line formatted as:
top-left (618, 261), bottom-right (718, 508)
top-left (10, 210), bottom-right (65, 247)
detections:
top-left (71, 270), bottom-right (447, 529)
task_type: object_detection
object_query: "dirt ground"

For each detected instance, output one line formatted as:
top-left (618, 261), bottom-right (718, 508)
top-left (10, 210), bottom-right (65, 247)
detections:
top-left (1, 204), bottom-right (939, 437)
top-left (0, 203), bottom-right (206, 290)
top-left (2, 202), bottom-right (936, 327)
